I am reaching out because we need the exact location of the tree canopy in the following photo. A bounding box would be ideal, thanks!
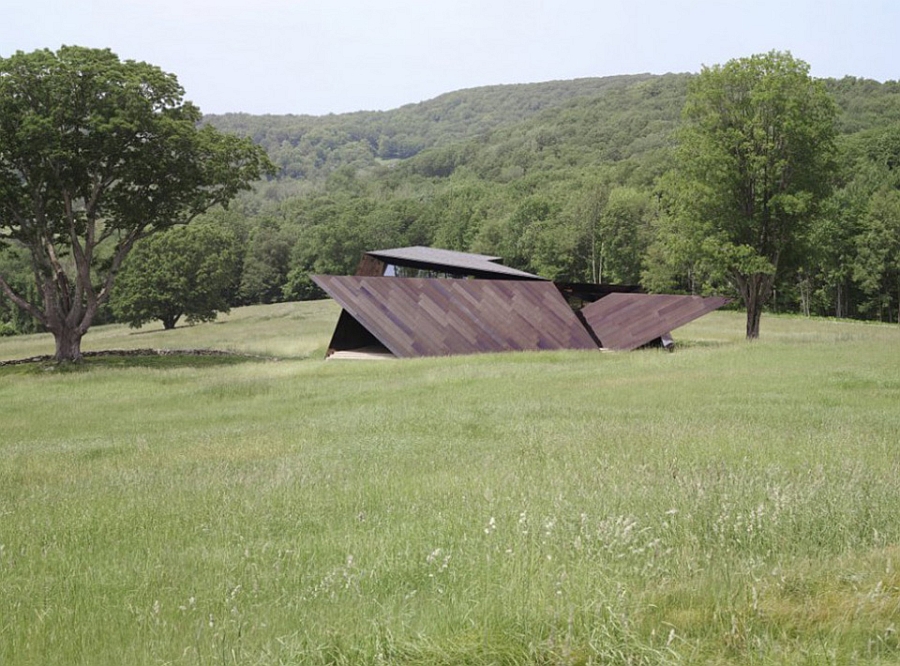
[111,224,240,330]
[0,46,273,360]
[648,51,838,338]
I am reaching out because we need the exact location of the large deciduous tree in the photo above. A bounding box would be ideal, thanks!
[652,51,837,338]
[0,46,272,361]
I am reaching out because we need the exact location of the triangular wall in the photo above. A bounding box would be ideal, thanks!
[580,293,731,350]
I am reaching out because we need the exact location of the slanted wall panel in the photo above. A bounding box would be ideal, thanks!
[312,275,597,358]
[581,293,730,351]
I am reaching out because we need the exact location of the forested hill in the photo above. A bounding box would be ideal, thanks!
[193,73,900,324]
[204,73,900,189]
[5,72,899,334]
[203,74,666,182]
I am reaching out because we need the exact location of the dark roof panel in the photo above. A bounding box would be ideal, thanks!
[312,275,597,358]
[581,293,730,351]
[364,246,546,280]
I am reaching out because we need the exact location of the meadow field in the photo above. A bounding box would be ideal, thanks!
[1,303,899,665]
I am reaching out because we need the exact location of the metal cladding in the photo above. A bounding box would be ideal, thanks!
[312,275,597,358]
[580,293,731,351]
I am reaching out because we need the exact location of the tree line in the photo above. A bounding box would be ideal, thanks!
[2,48,900,348]
[200,67,900,331]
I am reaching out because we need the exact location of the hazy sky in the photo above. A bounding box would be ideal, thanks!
[2,1,897,116]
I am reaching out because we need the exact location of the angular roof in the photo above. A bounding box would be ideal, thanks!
[312,275,596,358]
[364,246,546,281]
[581,293,731,351]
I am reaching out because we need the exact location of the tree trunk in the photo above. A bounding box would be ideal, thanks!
[801,281,810,316]
[162,314,181,330]
[736,272,775,340]
[51,323,85,363]
[745,292,763,340]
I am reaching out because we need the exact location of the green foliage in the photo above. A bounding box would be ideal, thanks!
[801,122,900,320]
[596,186,654,284]
[0,46,273,361]
[199,74,692,299]
[279,194,433,301]
[239,219,295,304]
[650,51,838,338]
[0,249,41,335]
[204,75,658,184]
[428,178,494,251]
[111,224,240,329]
[854,188,900,321]
[158,69,900,325]
[826,77,900,134]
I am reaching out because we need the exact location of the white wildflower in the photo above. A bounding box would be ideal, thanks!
[485,516,496,535]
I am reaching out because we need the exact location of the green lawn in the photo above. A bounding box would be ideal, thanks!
[0,299,342,364]
[1,305,899,664]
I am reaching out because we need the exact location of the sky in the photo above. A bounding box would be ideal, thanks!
[2,0,898,116]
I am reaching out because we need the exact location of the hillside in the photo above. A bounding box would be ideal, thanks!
[206,73,900,188]
[204,74,667,182]
[395,73,689,187]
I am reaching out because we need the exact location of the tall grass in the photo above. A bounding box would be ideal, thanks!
[1,306,899,664]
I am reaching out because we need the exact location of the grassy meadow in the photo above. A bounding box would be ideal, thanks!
[1,304,900,664]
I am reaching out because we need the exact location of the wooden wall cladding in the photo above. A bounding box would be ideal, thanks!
[581,293,730,351]
[312,275,598,358]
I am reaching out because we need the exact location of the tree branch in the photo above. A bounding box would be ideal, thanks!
[0,272,47,326]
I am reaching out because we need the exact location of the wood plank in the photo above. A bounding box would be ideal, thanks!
[581,293,729,350]
[312,275,597,358]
